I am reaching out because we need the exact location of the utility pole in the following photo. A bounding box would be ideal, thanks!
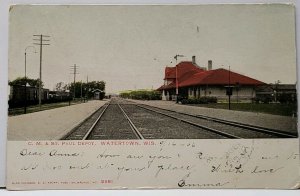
[24,46,37,114]
[70,64,79,99]
[236,82,240,103]
[228,66,231,110]
[274,80,281,103]
[33,34,50,109]
[80,80,83,102]
[86,75,89,101]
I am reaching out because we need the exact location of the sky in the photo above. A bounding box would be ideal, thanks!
[8,4,296,94]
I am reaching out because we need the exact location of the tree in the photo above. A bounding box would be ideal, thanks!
[54,82,68,92]
[69,80,106,99]
[9,77,43,87]
[87,81,105,91]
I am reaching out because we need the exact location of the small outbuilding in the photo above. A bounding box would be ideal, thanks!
[92,89,105,100]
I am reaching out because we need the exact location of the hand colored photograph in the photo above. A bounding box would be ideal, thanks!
[8,4,298,140]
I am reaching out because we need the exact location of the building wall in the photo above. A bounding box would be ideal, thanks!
[187,85,256,101]
[163,89,177,101]
[10,85,49,102]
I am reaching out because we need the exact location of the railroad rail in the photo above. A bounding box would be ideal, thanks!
[82,103,110,140]
[117,103,144,139]
[62,102,110,140]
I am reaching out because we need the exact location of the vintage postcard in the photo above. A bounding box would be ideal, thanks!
[6,4,299,189]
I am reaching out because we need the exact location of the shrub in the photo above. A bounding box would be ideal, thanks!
[277,93,297,104]
[181,96,218,104]
[120,90,161,100]
[181,99,188,104]
[253,95,273,104]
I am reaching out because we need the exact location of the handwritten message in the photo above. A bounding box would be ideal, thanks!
[6,139,299,190]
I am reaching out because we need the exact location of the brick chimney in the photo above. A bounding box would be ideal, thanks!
[208,60,212,70]
[192,56,196,64]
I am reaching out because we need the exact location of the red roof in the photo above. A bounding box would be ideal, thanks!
[158,62,265,90]
[165,67,176,79]
[164,61,205,80]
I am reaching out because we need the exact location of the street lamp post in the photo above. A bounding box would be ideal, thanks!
[24,46,37,114]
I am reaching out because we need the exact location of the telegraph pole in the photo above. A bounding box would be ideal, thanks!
[70,64,79,99]
[80,80,83,102]
[228,66,231,110]
[86,75,89,101]
[33,34,50,109]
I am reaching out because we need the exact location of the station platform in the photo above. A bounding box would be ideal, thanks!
[131,100,298,134]
[8,100,108,140]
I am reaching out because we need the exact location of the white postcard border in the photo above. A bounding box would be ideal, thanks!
[1,0,300,195]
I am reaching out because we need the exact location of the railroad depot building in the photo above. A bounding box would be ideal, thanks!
[157,57,265,102]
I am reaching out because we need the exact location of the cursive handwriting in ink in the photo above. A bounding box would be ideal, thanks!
[20,149,44,156]
[69,163,90,170]
[287,153,299,160]
[97,150,120,158]
[21,163,39,171]
[251,166,284,174]
[155,164,194,178]
[117,166,146,179]
[147,155,172,168]
[211,164,243,173]
[49,149,80,157]
[178,180,230,188]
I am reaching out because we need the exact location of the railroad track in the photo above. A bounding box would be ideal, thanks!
[62,98,297,140]
[132,102,297,138]
[120,99,297,138]
[62,99,145,140]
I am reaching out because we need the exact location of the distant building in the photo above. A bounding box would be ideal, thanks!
[9,85,49,101]
[157,56,265,102]
[49,91,70,100]
[256,84,297,103]
[9,84,49,107]
[92,89,105,100]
